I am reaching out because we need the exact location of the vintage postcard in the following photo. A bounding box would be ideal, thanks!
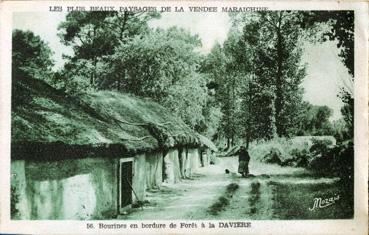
[0,1,367,234]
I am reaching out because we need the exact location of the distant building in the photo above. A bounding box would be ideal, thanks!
[11,78,215,220]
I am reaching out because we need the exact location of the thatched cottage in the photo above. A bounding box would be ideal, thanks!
[11,78,216,220]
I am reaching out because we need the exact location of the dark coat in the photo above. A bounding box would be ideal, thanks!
[238,149,250,162]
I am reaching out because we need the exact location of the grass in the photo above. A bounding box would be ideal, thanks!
[208,196,230,215]
[208,183,239,215]
[226,183,239,194]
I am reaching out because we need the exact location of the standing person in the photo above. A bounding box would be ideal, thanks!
[238,146,251,177]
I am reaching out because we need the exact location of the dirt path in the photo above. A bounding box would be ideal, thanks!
[119,157,239,220]
[207,158,348,220]
[119,157,350,220]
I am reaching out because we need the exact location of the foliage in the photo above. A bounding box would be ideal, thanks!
[110,27,201,98]
[240,11,306,138]
[200,106,223,139]
[203,11,307,147]
[201,42,239,146]
[55,59,97,94]
[252,135,352,182]
[109,27,204,129]
[58,11,160,58]
[283,148,310,167]
[58,12,116,59]
[308,140,353,180]
[57,14,210,131]
[57,11,160,90]
[309,138,334,155]
[204,11,354,146]
[301,11,354,140]
[164,72,207,129]
[13,11,355,149]
[301,11,354,77]
[340,91,354,138]
[295,103,334,136]
[12,30,54,82]
[331,118,351,142]
[262,148,283,165]
[250,136,335,167]
[249,137,292,162]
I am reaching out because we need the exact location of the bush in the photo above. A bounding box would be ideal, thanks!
[330,140,353,179]
[282,148,310,167]
[262,148,283,165]
[309,138,333,155]
[249,137,290,162]
[289,148,310,158]
[307,140,353,178]
[306,138,335,173]
[250,136,339,170]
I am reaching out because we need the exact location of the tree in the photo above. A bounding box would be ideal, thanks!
[111,27,201,99]
[254,12,306,137]
[198,44,227,140]
[301,11,354,138]
[58,13,210,131]
[12,30,54,81]
[296,102,334,136]
[109,27,207,129]
[201,41,242,147]
[231,11,306,144]
[201,12,307,147]
[57,11,160,90]
[164,72,208,129]
[301,11,354,77]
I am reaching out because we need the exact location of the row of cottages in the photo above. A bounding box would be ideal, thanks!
[11,78,217,220]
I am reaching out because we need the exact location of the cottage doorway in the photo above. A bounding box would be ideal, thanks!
[119,158,134,211]
[162,152,166,182]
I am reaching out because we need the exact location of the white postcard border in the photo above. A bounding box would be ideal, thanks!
[0,1,367,235]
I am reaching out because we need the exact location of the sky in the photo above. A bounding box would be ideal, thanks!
[12,12,351,120]
[149,12,231,54]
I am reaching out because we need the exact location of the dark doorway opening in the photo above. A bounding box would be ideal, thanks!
[120,161,133,208]
[178,148,183,173]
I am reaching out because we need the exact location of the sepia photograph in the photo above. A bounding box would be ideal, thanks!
[0,1,367,234]
[9,9,357,220]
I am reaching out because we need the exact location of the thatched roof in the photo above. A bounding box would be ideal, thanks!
[197,134,218,152]
[82,91,200,149]
[11,78,200,158]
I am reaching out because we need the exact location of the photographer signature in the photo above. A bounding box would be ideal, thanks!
[309,194,340,211]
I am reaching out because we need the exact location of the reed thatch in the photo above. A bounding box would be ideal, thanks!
[11,78,200,157]
[197,134,218,152]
